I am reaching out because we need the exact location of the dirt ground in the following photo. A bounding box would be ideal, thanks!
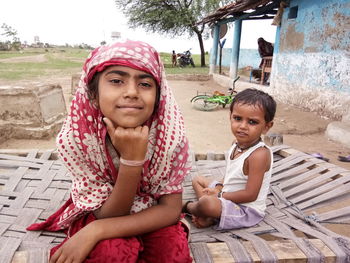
[1,75,350,171]
[173,78,350,171]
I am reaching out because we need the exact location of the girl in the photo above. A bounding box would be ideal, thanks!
[28,40,192,263]
[183,88,276,230]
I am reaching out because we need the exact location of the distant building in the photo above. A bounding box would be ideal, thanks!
[270,0,349,120]
[34,36,40,44]
[202,0,350,120]
[111,32,121,42]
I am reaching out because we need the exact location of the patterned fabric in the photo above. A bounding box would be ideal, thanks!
[28,40,190,231]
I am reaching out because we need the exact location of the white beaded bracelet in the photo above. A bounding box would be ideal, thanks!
[119,157,147,167]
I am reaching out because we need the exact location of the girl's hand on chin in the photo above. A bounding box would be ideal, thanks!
[103,117,149,161]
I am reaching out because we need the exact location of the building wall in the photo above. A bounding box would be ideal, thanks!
[270,0,350,120]
[217,48,261,69]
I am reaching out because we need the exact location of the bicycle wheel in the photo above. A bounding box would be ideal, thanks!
[222,97,232,108]
[191,95,219,111]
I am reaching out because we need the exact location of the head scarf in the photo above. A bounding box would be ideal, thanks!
[29,40,190,231]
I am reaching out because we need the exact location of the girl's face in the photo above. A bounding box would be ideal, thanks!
[230,102,273,147]
[97,65,157,128]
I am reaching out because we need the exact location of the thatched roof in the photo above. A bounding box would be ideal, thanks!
[199,0,283,25]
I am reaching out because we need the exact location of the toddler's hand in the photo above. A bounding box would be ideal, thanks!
[202,188,218,196]
[104,117,149,161]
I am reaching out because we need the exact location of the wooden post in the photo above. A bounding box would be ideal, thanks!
[209,25,220,75]
[229,19,242,79]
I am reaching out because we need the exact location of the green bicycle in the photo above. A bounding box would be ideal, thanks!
[191,76,240,111]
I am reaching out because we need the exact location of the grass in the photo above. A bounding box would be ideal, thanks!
[0,48,90,80]
[160,52,210,75]
[0,48,210,81]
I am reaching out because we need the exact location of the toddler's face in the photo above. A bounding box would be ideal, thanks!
[97,65,157,128]
[230,103,273,147]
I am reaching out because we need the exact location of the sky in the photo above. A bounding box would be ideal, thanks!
[0,0,277,54]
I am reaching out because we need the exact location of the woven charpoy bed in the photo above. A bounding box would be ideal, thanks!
[1,145,350,263]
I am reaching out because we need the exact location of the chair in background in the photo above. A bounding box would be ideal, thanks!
[260,56,273,85]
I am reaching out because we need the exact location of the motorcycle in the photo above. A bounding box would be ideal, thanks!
[177,49,195,67]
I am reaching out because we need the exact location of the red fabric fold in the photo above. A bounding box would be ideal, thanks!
[27,198,73,232]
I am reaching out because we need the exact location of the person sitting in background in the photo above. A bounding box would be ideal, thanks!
[257,38,274,68]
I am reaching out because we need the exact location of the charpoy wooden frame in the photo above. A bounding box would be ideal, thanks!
[1,145,350,262]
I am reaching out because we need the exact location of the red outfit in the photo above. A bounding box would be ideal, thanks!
[27,40,192,262]
[50,213,191,263]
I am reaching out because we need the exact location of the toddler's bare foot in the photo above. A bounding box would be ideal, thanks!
[192,215,215,228]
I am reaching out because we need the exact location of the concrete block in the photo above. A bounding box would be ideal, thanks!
[166,74,211,81]
[342,111,350,123]
[0,84,67,141]
[212,73,232,89]
[326,121,350,148]
[264,133,283,146]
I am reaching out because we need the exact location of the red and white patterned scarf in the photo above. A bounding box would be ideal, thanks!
[29,40,190,231]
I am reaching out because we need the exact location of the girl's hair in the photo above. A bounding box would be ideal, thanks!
[87,71,100,102]
[230,88,276,122]
[87,69,161,113]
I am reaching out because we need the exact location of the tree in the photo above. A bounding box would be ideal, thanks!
[1,23,21,50]
[115,0,229,67]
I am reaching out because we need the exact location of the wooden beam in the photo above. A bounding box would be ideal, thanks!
[205,239,335,263]
[217,1,280,25]
[245,15,276,20]
[11,251,28,263]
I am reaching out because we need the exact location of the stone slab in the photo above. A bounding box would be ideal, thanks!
[0,84,67,142]
[326,121,350,148]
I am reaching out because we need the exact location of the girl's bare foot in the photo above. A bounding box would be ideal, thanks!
[192,215,215,228]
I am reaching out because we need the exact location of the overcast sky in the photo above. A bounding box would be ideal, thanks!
[1,0,277,53]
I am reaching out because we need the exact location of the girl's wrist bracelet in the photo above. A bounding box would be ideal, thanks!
[120,157,147,167]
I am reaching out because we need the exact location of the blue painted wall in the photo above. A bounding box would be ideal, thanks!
[217,48,261,69]
[270,0,350,119]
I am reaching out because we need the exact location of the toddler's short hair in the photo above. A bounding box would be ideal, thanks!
[230,88,276,122]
